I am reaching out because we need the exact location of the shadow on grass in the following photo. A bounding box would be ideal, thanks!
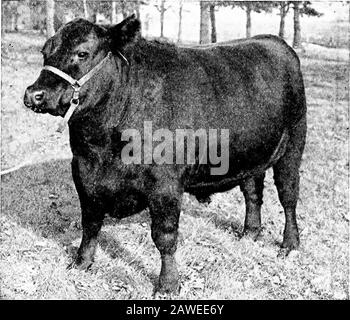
[182,194,243,237]
[98,230,159,286]
[2,159,80,243]
[1,158,243,291]
[1,158,156,284]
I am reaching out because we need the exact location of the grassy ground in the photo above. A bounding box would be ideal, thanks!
[0,31,349,300]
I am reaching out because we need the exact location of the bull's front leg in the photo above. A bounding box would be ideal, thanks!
[148,184,182,294]
[69,158,104,270]
[68,202,104,270]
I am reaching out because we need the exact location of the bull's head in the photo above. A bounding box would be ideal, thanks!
[24,15,140,117]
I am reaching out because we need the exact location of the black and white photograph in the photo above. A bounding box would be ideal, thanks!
[0,0,348,301]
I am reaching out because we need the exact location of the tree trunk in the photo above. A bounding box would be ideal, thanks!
[14,9,19,31]
[83,0,89,20]
[1,5,6,37]
[46,0,55,38]
[199,1,210,44]
[135,0,141,20]
[91,13,97,23]
[246,4,252,38]
[121,0,128,19]
[209,4,216,43]
[177,1,183,43]
[293,1,301,48]
[11,14,15,31]
[160,0,165,38]
[144,13,150,36]
[111,1,118,24]
[279,3,286,39]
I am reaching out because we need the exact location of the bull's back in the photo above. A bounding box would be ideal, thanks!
[174,35,305,130]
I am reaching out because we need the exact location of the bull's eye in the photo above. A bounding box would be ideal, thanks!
[77,52,89,59]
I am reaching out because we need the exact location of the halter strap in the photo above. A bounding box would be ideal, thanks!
[42,51,123,133]
[43,65,77,85]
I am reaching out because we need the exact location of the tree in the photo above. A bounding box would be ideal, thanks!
[301,1,323,17]
[177,0,184,43]
[1,1,22,33]
[134,0,141,20]
[218,1,273,38]
[120,0,128,19]
[83,0,89,20]
[154,0,171,38]
[201,0,221,43]
[1,1,14,34]
[78,1,146,25]
[123,0,147,20]
[292,2,301,48]
[245,2,252,38]
[209,3,217,43]
[278,1,291,39]
[1,3,5,37]
[46,0,55,38]
[111,0,118,24]
[1,1,11,36]
[239,2,273,38]
[292,1,322,48]
[199,0,210,44]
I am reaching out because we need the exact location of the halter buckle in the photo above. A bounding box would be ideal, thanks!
[71,82,81,106]
[70,97,80,107]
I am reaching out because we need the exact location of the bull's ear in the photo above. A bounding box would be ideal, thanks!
[109,14,141,49]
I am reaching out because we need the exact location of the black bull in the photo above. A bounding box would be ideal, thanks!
[24,16,307,294]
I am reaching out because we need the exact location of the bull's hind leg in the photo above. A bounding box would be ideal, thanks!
[240,173,265,240]
[273,117,306,255]
[148,184,182,294]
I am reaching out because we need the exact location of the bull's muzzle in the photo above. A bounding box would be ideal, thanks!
[24,85,47,113]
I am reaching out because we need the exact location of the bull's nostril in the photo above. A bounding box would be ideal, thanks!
[34,91,45,102]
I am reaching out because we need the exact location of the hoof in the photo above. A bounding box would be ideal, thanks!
[281,236,299,249]
[67,257,93,271]
[153,290,180,300]
[240,227,262,241]
[278,239,299,258]
[156,277,180,295]
[277,247,292,258]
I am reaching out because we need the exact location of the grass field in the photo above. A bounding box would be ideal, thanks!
[0,30,349,300]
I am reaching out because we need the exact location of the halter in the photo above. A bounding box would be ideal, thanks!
[42,51,128,133]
